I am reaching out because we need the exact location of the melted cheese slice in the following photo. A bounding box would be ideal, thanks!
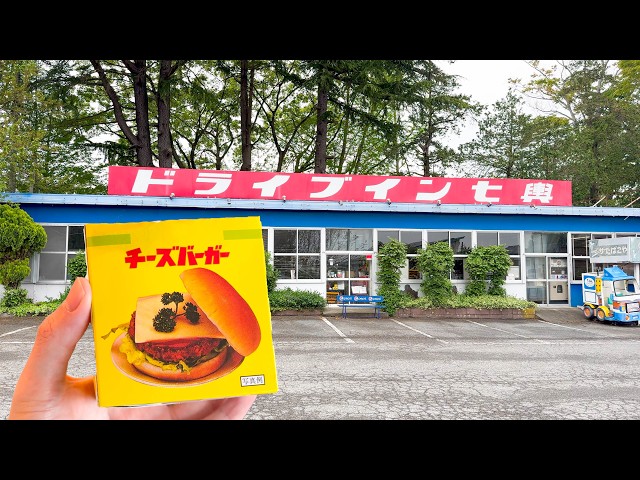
[134,293,224,343]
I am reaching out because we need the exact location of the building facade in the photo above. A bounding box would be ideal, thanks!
[4,192,640,308]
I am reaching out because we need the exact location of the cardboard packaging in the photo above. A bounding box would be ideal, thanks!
[84,216,278,408]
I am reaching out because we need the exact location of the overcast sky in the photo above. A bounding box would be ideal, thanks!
[435,60,549,147]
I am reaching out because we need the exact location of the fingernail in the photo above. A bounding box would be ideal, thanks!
[65,278,86,313]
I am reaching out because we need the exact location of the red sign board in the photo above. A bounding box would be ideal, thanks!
[107,166,572,206]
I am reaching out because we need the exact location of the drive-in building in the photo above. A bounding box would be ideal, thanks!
[3,166,640,308]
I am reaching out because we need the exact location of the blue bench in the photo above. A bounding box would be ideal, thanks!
[337,295,385,318]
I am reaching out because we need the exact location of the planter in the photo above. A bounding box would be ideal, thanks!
[272,309,323,316]
[394,307,536,320]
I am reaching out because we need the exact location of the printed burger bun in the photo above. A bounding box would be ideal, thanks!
[180,267,261,357]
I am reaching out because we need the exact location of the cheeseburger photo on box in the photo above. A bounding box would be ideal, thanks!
[85,216,279,408]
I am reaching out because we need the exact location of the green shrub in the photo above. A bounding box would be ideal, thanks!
[0,287,29,308]
[268,288,326,312]
[67,251,87,281]
[0,203,46,290]
[404,294,535,310]
[376,239,409,316]
[0,258,30,289]
[465,245,512,297]
[416,241,455,306]
[1,300,59,317]
[265,251,279,293]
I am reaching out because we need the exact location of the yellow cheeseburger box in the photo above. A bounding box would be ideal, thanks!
[84,216,278,407]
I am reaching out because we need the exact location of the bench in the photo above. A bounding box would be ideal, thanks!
[337,295,385,318]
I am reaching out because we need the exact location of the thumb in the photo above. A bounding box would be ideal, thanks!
[22,277,93,384]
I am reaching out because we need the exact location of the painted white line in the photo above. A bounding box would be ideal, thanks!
[537,319,640,342]
[467,320,550,343]
[321,317,355,343]
[391,319,449,344]
[0,326,37,338]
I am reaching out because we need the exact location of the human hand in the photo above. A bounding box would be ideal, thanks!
[8,277,256,420]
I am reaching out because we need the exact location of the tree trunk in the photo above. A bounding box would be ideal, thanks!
[129,60,154,167]
[157,60,173,168]
[314,85,328,174]
[240,60,252,171]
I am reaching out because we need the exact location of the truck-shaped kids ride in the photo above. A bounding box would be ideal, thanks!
[582,266,640,325]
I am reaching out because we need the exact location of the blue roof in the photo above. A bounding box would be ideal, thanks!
[602,266,635,281]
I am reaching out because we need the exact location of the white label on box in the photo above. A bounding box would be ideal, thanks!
[241,375,266,386]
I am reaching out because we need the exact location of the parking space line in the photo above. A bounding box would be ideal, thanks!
[390,319,449,344]
[537,319,640,342]
[467,320,550,343]
[321,317,355,343]
[0,326,36,338]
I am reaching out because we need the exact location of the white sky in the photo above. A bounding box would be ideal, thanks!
[435,60,551,147]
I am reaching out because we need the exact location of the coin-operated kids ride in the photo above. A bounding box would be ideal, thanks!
[582,266,640,325]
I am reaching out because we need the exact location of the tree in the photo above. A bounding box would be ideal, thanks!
[521,60,640,207]
[90,60,186,168]
[0,203,46,295]
[458,88,537,178]
[403,60,480,177]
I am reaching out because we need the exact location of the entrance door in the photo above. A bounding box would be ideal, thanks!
[548,257,569,304]
[526,256,569,305]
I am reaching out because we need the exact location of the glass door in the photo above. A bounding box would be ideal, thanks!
[548,257,569,304]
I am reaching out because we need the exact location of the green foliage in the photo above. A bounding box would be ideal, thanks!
[0,203,46,294]
[465,245,512,297]
[0,258,30,289]
[404,294,536,311]
[0,299,59,317]
[376,239,408,316]
[416,241,455,306]
[67,251,87,281]
[268,288,326,312]
[0,288,28,308]
[265,251,279,293]
[0,203,47,261]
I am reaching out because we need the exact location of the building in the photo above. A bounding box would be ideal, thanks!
[4,175,640,308]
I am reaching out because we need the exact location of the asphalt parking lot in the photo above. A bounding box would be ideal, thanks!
[2,307,640,420]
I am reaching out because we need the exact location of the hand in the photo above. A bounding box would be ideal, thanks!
[8,277,256,420]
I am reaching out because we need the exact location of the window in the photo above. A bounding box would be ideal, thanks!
[499,232,521,280]
[326,228,373,251]
[31,225,85,283]
[525,232,567,254]
[426,230,470,280]
[326,228,373,296]
[451,231,471,280]
[378,230,423,280]
[326,254,371,295]
[571,233,592,281]
[477,231,498,247]
[273,229,321,280]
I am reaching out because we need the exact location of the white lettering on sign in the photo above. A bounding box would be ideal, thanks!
[415,180,451,201]
[310,176,350,198]
[521,182,553,203]
[364,178,401,200]
[472,180,502,202]
[252,175,290,196]
[131,169,175,193]
[194,172,232,195]
[108,166,573,207]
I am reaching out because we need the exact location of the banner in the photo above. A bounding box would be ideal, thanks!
[107,166,573,206]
